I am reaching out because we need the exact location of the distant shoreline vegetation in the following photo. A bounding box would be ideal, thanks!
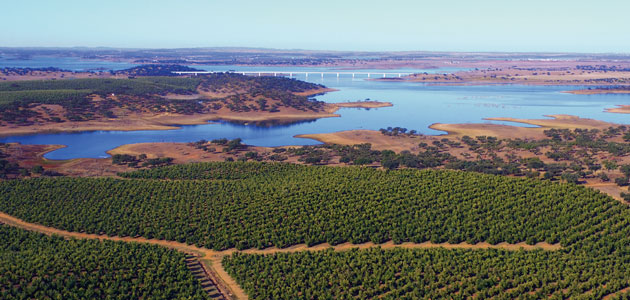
[0,69,326,127]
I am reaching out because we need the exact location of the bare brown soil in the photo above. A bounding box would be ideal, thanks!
[0,107,342,137]
[399,67,630,86]
[5,59,630,86]
[293,116,630,203]
[209,101,392,124]
[563,89,630,95]
[108,142,274,164]
[1,143,66,169]
[293,87,338,96]
[329,101,393,109]
[296,129,428,152]
[5,111,629,201]
[606,105,630,114]
[298,115,617,148]
[0,143,132,177]
[1,141,311,178]
[430,115,617,139]
[431,123,549,140]
[603,287,630,300]
[0,96,390,137]
[584,182,625,202]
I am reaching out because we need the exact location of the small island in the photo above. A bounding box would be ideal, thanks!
[564,86,630,95]
[606,105,630,114]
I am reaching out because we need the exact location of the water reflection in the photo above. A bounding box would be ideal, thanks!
[220,119,319,128]
[0,59,629,159]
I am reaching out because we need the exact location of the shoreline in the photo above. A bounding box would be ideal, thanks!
[0,100,393,137]
[562,88,630,95]
[377,79,630,87]
[330,101,393,109]
[298,115,620,146]
[8,113,630,202]
[296,129,428,152]
[429,115,618,139]
[605,105,630,114]
[293,87,338,96]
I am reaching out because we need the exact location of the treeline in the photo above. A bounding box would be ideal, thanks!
[0,145,30,179]
[198,73,325,112]
[0,77,202,125]
[0,73,329,125]
[165,125,630,189]
[114,64,202,77]
[0,161,58,179]
[379,126,418,136]
[0,67,69,76]
[199,72,324,94]
[0,159,24,179]
[369,126,630,185]
[120,161,304,180]
[0,89,93,124]
[0,77,200,96]
[0,225,209,299]
[0,163,626,253]
[224,247,630,300]
[111,153,173,168]
[587,85,630,91]
[577,65,630,72]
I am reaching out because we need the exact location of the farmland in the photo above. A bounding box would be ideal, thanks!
[0,224,209,299]
[3,162,630,298]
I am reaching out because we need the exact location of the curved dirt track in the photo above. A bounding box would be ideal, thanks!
[0,211,561,300]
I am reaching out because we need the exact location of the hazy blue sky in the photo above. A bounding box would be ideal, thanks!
[2,0,628,53]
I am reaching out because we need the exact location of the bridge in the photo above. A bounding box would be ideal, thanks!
[172,71,414,78]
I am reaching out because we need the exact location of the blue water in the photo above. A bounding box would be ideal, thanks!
[1,57,629,159]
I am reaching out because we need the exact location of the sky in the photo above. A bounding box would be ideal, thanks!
[1,0,629,53]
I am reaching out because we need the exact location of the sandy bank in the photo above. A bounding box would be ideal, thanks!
[0,99,392,137]
[330,101,393,109]
[584,181,625,202]
[293,87,338,96]
[563,89,630,95]
[296,114,617,148]
[108,142,272,163]
[296,129,424,152]
[605,105,630,114]
[430,115,617,139]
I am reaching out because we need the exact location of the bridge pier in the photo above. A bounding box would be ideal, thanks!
[321,73,324,78]
[352,73,355,78]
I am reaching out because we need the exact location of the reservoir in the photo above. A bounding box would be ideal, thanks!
[1,57,629,159]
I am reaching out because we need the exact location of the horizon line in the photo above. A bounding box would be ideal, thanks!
[1,46,630,56]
